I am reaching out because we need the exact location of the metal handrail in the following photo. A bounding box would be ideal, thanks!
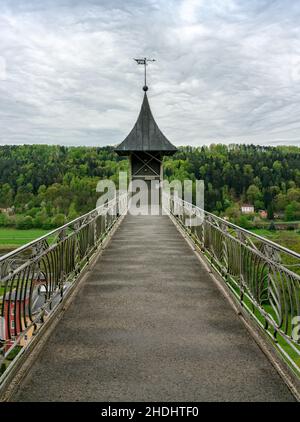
[165,193,300,376]
[0,193,128,383]
[179,197,300,260]
[0,196,122,264]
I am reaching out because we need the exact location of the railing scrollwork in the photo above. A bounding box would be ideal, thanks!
[0,194,128,384]
[165,194,300,376]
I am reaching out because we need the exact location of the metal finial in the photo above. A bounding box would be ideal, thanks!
[133,57,156,91]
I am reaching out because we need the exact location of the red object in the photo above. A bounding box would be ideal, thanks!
[2,292,29,351]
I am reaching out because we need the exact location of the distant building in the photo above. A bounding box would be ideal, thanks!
[241,204,254,214]
[259,210,268,219]
[0,207,14,215]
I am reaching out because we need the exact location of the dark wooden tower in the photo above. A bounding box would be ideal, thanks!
[115,86,177,205]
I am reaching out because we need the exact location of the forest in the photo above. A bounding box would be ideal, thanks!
[0,144,300,231]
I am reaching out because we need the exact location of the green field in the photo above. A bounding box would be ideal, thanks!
[250,229,300,254]
[0,228,50,252]
[0,226,299,255]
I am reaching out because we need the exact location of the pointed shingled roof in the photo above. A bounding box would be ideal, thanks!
[115,92,177,155]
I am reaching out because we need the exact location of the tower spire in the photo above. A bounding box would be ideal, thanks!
[133,57,156,91]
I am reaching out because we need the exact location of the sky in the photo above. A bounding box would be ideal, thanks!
[0,0,300,147]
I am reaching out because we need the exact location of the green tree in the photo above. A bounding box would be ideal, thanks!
[246,185,262,207]
[0,212,9,227]
[285,201,300,221]
[269,221,276,231]
[68,202,78,221]
[285,204,295,221]
[16,215,34,229]
[267,204,274,220]
[237,215,252,230]
[0,183,13,208]
[51,213,66,228]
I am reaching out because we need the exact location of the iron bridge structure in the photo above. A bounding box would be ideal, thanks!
[0,194,299,401]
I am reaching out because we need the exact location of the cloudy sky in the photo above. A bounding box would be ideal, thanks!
[0,0,300,147]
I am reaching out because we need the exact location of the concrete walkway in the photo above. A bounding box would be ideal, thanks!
[13,215,294,401]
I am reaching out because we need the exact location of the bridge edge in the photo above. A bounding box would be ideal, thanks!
[168,212,300,402]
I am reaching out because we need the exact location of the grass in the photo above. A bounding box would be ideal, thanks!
[189,225,300,374]
[228,275,300,372]
[0,228,50,251]
[250,229,300,254]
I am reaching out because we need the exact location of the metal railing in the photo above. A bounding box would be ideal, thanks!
[165,194,300,376]
[0,194,128,384]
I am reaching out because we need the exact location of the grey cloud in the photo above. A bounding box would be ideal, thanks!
[0,0,300,147]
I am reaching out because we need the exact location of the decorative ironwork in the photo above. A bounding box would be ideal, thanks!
[133,57,155,91]
[165,194,300,376]
[0,194,128,383]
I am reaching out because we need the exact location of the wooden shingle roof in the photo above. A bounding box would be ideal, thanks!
[115,93,177,155]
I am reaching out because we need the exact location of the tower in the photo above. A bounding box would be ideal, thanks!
[115,60,177,207]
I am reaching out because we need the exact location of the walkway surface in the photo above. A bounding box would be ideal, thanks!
[12,215,294,401]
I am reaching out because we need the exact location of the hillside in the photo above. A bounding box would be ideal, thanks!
[0,144,299,230]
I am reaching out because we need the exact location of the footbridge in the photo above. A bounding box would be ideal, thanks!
[0,195,300,401]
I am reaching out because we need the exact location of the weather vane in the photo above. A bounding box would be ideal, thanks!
[133,57,156,91]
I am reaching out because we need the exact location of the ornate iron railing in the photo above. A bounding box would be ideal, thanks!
[0,194,128,383]
[165,194,300,376]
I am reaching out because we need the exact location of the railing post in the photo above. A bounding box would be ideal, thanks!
[0,194,129,385]
[93,214,97,248]
[237,230,244,306]
[74,220,80,275]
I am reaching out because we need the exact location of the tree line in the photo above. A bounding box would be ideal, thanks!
[0,144,299,229]
[164,144,300,225]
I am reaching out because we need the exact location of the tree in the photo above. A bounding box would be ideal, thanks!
[274,193,288,211]
[273,160,282,173]
[285,204,295,221]
[16,215,33,230]
[0,183,13,208]
[246,185,262,207]
[267,204,274,220]
[51,214,66,228]
[67,202,78,221]
[268,221,276,231]
[285,201,300,221]
[0,144,300,228]
[224,204,240,220]
[237,215,252,230]
[287,188,300,203]
[0,212,9,227]
[42,218,54,230]
[15,186,33,210]
[33,210,48,228]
